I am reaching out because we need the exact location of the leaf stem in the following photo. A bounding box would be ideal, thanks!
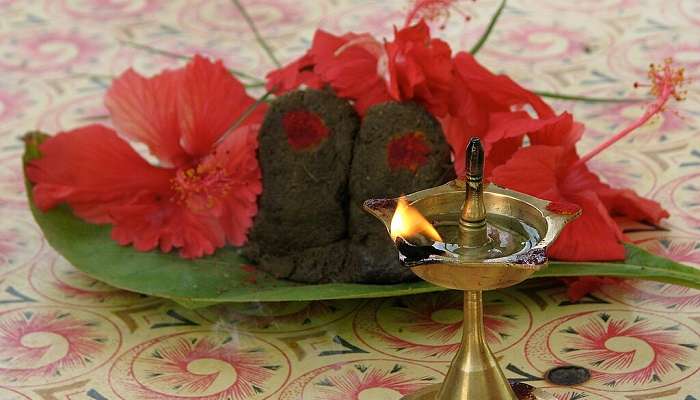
[470,0,506,55]
[215,90,273,146]
[230,0,281,68]
[534,90,647,103]
[120,40,265,84]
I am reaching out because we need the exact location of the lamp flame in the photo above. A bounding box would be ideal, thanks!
[390,197,443,242]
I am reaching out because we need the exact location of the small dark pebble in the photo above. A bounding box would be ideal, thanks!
[544,365,591,386]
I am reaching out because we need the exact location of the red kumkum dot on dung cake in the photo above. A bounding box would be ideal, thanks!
[282,110,329,150]
[387,132,431,172]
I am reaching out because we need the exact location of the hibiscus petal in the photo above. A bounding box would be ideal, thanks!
[491,145,626,260]
[178,55,266,157]
[211,125,263,246]
[26,124,173,223]
[595,184,670,224]
[312,30,392,116]
[548,191,626,261]
[105,68,187,167]
[528,111,583,148]
[452,52,554,119]
[385,21,452,117]
[490,145,562,196]
[110,199,226,258]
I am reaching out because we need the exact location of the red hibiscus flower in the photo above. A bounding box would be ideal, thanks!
[442,51,555,174]
[384,21,453,117]
[265,29,391,116]
[267,21,456,117]
[312,30,392,115]
[27,55,267,258]
[491,60,683,261]
[491,145,632,260]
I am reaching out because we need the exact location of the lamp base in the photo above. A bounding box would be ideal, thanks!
[401,381,557,400]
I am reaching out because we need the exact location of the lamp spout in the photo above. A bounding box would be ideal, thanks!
[362,198,398,233]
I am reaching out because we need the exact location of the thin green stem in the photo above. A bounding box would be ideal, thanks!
[534,90,647,103]
[215,90,273,146]
[120,39,190,60]
[470,0,506,55]
[119,40,265,84]
[244,82,266,88]
[230,0,281,68]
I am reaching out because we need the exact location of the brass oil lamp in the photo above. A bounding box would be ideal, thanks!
[364,138,580,400]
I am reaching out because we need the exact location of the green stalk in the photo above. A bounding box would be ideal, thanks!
[120,40,265,84]
[215,90,273,146]
[470,0,506,55]
[230,0,281,68]
[534,90,647,103]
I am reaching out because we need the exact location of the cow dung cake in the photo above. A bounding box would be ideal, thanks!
[245,89,357,277]
[245,89,454,284]
[346,101,455,282]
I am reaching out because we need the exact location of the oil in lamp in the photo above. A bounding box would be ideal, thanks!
[364,137,580,400]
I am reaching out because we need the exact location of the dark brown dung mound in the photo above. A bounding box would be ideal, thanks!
[346,102,454,282]
[246,91,454,284]
[245,89,358,272]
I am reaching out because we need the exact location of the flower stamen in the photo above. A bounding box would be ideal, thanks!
[171,161,233,213]
[404,0,473,28]
[575,58,686,168]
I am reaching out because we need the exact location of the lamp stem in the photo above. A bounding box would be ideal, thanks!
[435,290,517,400]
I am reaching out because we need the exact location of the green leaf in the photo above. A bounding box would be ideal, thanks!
[22,132,700,308]
[540,244,700,289]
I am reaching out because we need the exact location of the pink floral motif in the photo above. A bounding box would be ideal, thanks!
[484,24,588,62]
[641,239,700,265]
[0,89,25,123]
[35,94,108,133]
[0,387,32,400]
[0,230,17,268]
[0,157,29,210]
[653,42,700,79]
[563,315,694,385]
[548,389,613,400]
[374,293,518,358]
[587,159,636,189]
[319,3,403,38]
[279,359,443,400]
[0,31,101,73]
[0,216,43,276]
[178,0,310,38]
[52,0,163,20]
[540,0,638,12]
[28,256,145,307]
[673,0,700,27]
[110,331,290,400]
[581,101,688,143]
[601,279,700,312]
[0,309,111,383]
[315,365,428,400]
[137,337,273,399]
